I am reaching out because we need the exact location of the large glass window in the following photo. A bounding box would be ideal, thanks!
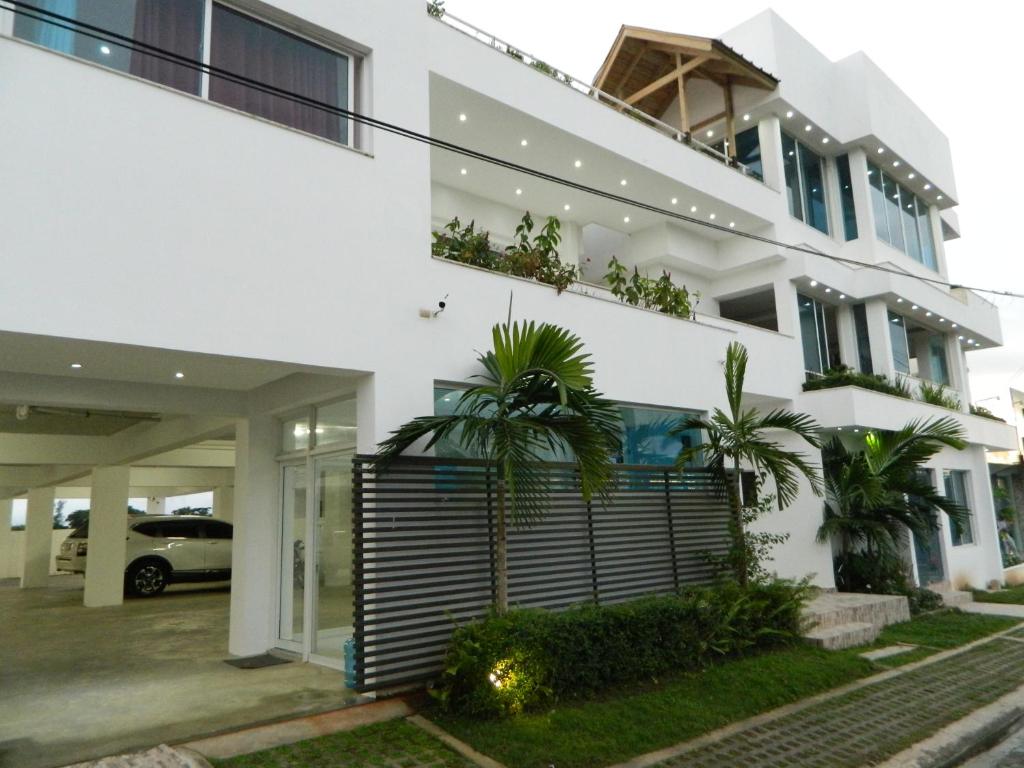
[13,0,205,94]
[836,154,859,241]
[888,311,911,375]
[210,3,352,145]
[868,162,937,269]
[852,303,873,374]
[713,127,762,180]
[799,294,840,375]
[944,470,973,546]
[905,324,951,385]
[782,132,829,235]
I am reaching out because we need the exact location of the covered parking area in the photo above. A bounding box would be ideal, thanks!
[0,332,372,768]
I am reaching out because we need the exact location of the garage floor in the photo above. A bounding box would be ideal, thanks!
[0,575,361,768]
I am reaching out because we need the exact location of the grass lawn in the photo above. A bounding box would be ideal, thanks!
[974,584,1024,604]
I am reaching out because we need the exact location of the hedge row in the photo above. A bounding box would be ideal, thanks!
[432,580,810,718]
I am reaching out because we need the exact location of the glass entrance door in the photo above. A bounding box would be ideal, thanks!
[311,453,354,663]
[914,516,945,586]
[278,464,307,651]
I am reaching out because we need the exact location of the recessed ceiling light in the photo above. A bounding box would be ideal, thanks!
[839,294,846,299]
[706,129,714,138]
[709,213,716,220]
[810,280,819,287]
[804,124,812,132]
[70,363,83,369]
[574,159,582,168]
[911,304,919,310]
[174,372,185,379]
[785,110,794,118]
[515,188,522,195]
[460,168,467,175]
[623,216,630,223]
[854,428,860,433]
[924,183,932,190]
[925,311,933,317]
[825,287,832,293]
[939,318,945,322]
[877,147,885,154]
[729,221,736,228]
[563,204,571,211]
[742,113,750,121]
[897,298,904,303]
[671,197,678,205]
[968,338,975,344]
[520,139,529,147]
[908,173,916,179]
[958,335,965,341]
[951,323,958,328]
[892,160,900,167]
[100,45,111,55]
[620,179,628,186]
[937,195,944,200]
[458,113,467,122]
[690,205,698,213]
[821,137,830,144]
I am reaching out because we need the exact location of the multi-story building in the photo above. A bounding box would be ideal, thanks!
[0,0,1016,676]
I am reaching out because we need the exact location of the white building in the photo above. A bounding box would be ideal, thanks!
[0,1,1015,675]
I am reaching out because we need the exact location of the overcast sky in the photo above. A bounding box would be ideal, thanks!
[443,0,1024,418]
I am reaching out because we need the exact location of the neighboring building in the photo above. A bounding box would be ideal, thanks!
[0,1,1016,676]
[988,388,1024,581]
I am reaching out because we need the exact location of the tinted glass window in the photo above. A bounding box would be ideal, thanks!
[889,312,910,375]
[734,127,762,180]
[204,521,234,540]
[900,183,921,262]
[782,132,803,222]
[916,198,936,270]
[133,521,165,538]
[164,520,203,539]
[853,303,873,374]
[13,0,204,94]
[868,163,888,241]
[836,154,858,241]
[799,143,828,235]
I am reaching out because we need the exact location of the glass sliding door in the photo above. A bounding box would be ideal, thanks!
[278,464,307,651]
[311,453,355,663]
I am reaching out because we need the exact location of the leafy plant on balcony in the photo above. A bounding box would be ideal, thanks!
[432,213,578,293]
[505,46,524,62]
[970,404,1006,422]
[801,366,911,399]
[426,0,445,18]
[918,381,961,411]
[603,256,699,319]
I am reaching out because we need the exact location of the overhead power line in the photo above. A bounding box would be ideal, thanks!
[4,0,1023,302]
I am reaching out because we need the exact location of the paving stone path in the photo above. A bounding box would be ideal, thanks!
[655,637,1024,768]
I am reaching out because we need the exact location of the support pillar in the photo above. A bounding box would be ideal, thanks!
[757,115,784,193]
[229,415,279,656]
[83,466,130,607]
[864,299,897,379]
[21,487,54,588]
[848,148,876,244]
[147,496,166,516]
[0,498,15,580]
[213,485,235,522]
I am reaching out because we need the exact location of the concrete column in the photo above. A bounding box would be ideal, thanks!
[928,206,949,278]
[864,299,897,378]
[147,496,166,516]
[229,415,279,656]
[848,148,875,246]
[773,279,799,338]
[757,115,784,194]
[83,466,130,608]
[0,498,15,580]
[21,487,54,588]
[213,485,235,522]
[0,5,14,37]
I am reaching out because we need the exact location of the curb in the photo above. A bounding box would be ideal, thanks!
[406,715,508,768]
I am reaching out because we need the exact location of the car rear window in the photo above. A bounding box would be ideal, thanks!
[68,525,88,539]
[163,520,203,539]
[133,521,165,538]
[204,521,233,540]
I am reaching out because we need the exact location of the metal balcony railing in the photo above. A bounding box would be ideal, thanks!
[430,10,765,183]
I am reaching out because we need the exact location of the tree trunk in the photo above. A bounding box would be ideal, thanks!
[729,459,747,587]
[495,477,509,614]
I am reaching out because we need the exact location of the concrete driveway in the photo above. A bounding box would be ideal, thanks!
[0,576,358,768]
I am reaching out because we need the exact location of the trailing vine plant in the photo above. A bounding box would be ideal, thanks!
[603,256,699,319]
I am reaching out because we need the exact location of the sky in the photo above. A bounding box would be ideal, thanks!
[441,0,1024,419]
[10,492,212,527]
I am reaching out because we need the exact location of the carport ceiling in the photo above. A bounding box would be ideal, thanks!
[0,405,159,436]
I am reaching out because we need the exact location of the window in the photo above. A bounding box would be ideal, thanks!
[133,521,166,538]
[163,520,203,539]
[314,398,357,448]
[210,4,352,145]
[867,163,937,269]
[799,294,840,375]
[852,303,873,374]
[944,470,973,546]
[836,154,859,241]
[888,311,911,375]
[782,132,829,235]
[711,127,762,180]
[13,0,205,94]
[204,521,233,539]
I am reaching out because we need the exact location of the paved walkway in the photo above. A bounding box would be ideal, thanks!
[642,635,1024,768]
[964,602,1024,619]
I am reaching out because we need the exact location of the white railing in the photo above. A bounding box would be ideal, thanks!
[429,10,764,183]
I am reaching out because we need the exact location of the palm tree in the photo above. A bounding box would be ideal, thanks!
[375,321,623,614]
[673,341,823,586]
[816,417,968,568]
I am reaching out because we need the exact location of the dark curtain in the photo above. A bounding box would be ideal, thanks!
[209,4,344,143]
[129,0,204,94]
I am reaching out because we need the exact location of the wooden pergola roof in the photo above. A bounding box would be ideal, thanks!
[593,26,778,156]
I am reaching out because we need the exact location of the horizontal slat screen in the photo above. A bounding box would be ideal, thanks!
[353,456,730,691]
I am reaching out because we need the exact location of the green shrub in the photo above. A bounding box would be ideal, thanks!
[970,404,1006,422]
[802,366,911,399]
[603,256,699,319]
[834,551,941,615]
[918,381,961,410]
[432,581,810,718]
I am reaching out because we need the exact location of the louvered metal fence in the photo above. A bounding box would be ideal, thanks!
[352,455,731,691]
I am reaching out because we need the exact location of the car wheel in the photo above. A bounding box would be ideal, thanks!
[127,560,169,597]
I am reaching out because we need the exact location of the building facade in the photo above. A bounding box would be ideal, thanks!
[0,1,1015,671]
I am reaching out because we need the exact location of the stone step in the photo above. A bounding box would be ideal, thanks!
[803,593,911,632]
[804,621,880,651]
[934,589,973,607]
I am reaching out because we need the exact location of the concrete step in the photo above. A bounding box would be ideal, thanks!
[803,592,911,632]
[804,621,880,651]
[934,589,974,607]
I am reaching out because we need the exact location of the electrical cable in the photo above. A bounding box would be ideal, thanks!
[4,0,1022,302]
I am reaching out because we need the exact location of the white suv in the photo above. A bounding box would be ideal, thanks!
[56,515,233,597]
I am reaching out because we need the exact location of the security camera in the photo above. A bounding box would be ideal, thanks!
[438,300,446,310]
[433,294,449,317]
